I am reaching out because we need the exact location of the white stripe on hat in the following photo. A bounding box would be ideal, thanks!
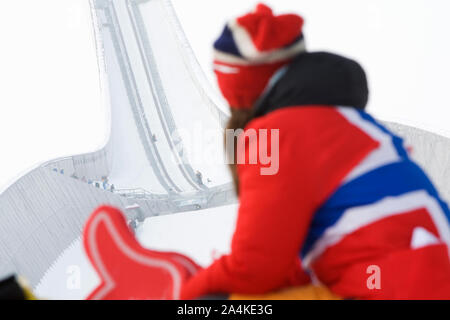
[213,63,240,74]
[218,19,306,65]
[214,39,306,66]
[228,18,262,59]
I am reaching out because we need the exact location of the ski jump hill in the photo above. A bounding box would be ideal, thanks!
[0,0,449,293]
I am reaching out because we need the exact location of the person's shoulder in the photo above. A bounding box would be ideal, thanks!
[245,105,346,133]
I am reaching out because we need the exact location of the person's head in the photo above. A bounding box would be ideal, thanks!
[214,4,369,194]
[213,3,306,112]
[213,3,369,127]
[214,4,306,193]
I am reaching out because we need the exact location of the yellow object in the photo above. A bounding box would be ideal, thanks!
[230,285,341,300]
[17,276,38,300]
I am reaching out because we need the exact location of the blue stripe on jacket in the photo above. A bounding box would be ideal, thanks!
[301,113,450,258]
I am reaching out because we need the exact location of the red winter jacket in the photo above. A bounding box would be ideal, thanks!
[181,53,450,299]
[181,106,378,299]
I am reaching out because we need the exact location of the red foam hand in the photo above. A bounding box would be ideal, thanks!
[83,206,200,300]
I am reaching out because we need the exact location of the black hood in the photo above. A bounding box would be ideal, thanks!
[254,52,369,118]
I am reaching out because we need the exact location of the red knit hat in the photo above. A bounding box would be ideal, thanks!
[213,3,306,109]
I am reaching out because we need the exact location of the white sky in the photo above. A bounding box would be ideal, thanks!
[0,0,450,190]
[0,1,104,190]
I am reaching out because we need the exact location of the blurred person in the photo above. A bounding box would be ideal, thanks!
[180,3,450,300]
[80,3,450,300]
